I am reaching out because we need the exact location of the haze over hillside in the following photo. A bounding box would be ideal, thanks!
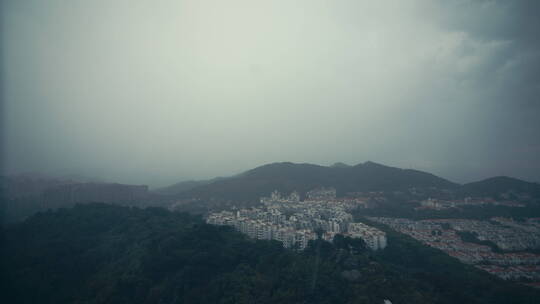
[2,1,540,303]
[171,161,458,200]
[153,161,540,203]
[4,160,540,224]
[3,0,540,186]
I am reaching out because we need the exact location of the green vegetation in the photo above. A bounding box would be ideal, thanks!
[355,199,540,220]
[2,203,539,304]
[456,231,502,253]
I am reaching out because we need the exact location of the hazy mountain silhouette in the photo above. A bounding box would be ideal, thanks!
[173,161,458,200]
[153,177,227,195]
[461,176,540,198]
[330,162,351,168]
[159,162,540,202]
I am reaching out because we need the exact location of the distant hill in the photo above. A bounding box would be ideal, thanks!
[175,161,458,201]
[461,176,540,199]
[331,162,351,168]
[153,177,227,195]
[0,175,77,199]
[1,175,152,223]
[42,182,149,208]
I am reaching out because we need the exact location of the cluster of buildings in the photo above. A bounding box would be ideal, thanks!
[368,217,540,282]
[418,197,525,210]
[475,265,540,281]
[449,218,540,251]
[260,190,301,204]
[306,187,337,200]
[207,209,317,249]
[207,189,386,250]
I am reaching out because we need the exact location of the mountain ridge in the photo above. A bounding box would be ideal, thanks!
[171,161,458,201]
[461,175,540,198]
[158,161,540,203]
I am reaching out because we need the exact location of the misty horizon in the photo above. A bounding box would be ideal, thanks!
[2,0,540,188]
[4,159,540,190]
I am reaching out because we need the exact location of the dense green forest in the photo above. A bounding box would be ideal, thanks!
[2,203,539,304]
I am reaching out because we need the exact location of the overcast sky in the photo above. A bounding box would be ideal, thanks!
[2,0,540,187]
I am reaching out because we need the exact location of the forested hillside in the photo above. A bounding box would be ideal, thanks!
[2,204,539,304]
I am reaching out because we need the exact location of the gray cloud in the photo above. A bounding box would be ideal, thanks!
[2,0,539,186]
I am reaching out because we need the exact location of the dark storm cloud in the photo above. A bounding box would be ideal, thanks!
[433,0,540,100]
[434,0,540,181]
[436,1,540,43]
[1,0,539,186]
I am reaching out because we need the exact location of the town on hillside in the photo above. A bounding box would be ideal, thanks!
[206,187,387,250]
[204,186,540,289]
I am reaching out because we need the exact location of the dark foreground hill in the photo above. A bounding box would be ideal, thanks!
[2,203,539,304]
[176,161,458,201]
